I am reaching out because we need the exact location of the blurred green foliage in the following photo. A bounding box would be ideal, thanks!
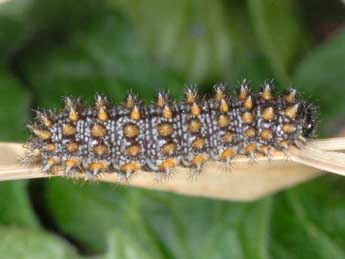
[0,0,344,258]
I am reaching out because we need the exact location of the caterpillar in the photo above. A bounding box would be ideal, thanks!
[24,80,318,179]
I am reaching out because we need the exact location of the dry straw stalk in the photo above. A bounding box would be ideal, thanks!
[0,137,344,201]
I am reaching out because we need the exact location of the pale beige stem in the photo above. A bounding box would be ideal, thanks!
[0,138,344,201]
[290,142,345,177]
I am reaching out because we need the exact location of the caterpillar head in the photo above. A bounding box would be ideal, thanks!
[301,103,318,138]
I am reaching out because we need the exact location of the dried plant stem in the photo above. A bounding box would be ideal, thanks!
[0,137,344,201]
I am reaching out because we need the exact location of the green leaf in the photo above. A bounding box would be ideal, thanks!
[294,28,345,124]
[45,181,122,254]
[108,0,232,82]
[27,0,102,32]
[45,178,272,258]
[270,176,345,259]
[103,229,161,259]
[0,181,38,228]
[247,0,308,84]
[0,69,30,141]
[0,226,79,259]
[0,69,38,228]
[223,1,274,84]
[21,10,183,108]
[0,0,33,62]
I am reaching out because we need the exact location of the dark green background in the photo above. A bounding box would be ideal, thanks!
[0,0,344,258]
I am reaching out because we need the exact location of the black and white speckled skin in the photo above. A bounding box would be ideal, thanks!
[25,81,318,178]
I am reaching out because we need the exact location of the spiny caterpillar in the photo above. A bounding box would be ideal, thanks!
[24,81,318,179]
